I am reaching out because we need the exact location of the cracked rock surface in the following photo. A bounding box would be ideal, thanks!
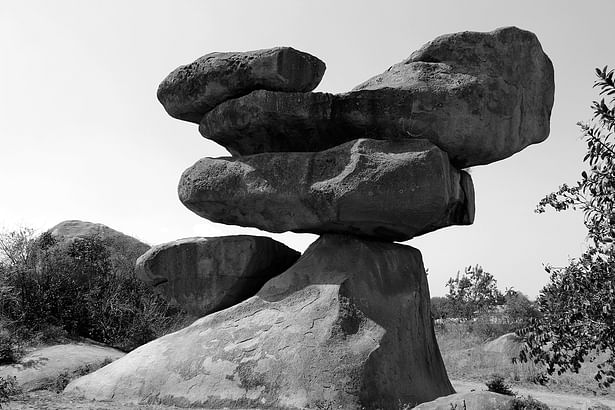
[65,235,454,409]
[198,27,553,167]
[157,47,325,123]
[179,138,475,241]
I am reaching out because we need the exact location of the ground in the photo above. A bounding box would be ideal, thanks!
[2,329,615,409]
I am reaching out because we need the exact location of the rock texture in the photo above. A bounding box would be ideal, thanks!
[157,47,326,123]
[65,235,454,408]
[0,343,123,392]
[49,220,150,275]
[179,138,474,241]
[198,26,554,167]
[135,236,300,317]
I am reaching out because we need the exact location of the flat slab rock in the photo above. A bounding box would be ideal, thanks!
[157,47,325,123]
[135,235,300,317]
[179,138,474,241]
[199,26,554,167]
[0,343,123,392]
[65,234,454,408]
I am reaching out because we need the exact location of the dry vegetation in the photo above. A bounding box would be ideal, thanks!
[436,320,615,401]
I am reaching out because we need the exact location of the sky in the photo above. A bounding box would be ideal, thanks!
[1,0,613,298]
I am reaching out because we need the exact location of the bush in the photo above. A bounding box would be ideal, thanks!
[0,330,23,365]
[510,395,550,410]
[0,228,187,352]
[0,375,20,404]
[485,374,515,396]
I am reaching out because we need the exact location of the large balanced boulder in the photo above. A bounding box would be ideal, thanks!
[179,138,474,241]
[135,236,300,317]
[198,26,553,167]
[157,47,326,123]
[65,235,454,408]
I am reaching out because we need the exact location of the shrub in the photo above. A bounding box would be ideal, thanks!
[485,374,515,396]
[51,357,115,393]
[510,395,550,410]
[0,330,23,365]
[0,227,187,352]
[0,375,20,403]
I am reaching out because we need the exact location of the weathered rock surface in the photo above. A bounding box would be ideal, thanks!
[135,236,300,317]
[199,26,554,167]
[49,220,150,275]
[157,47,326,123]
[413,391,516,409]
[0,343,123,392]
[65,235,454,408]
[179,138,474,241]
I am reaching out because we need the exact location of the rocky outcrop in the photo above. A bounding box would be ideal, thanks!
[179,138,474,241]
[65,235,453,408]
[198,27,553,167]
[49,220,150,274]
[65,26,554,409]
[157,47,326,123]
[0,343,123,392]
[135,236,300,316]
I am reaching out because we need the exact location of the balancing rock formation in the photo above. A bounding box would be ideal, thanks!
[65,26,554,409]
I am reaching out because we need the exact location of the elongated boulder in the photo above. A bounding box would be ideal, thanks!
[179,138,474,241]
[158,47,326,123]
[198,26,554,167]
[65,235,454,408]
[135,236,300,317]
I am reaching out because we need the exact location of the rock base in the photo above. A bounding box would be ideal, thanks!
[65,235,453,408]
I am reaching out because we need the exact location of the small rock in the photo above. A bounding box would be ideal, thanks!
[157,47,326,123]
[178,138,474,241]
[135,236,300,316]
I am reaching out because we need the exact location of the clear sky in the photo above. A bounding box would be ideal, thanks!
[1,0,613,297]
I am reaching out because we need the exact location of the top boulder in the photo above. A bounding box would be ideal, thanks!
[157,47,326,123]
[353,26,554,166]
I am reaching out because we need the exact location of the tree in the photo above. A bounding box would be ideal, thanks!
[502,289,539,327]
[430,296,452,320]
[520,67,615,387]
[445,265,504,320]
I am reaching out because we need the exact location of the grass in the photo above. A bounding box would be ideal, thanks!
[435,320,615,399]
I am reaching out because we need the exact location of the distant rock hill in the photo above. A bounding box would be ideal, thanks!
[48,220,150,275]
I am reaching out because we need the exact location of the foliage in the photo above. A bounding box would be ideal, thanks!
[521,66,615,388]
[502,289,540,328]
[0,227,187,352]
[510,396,550,410]
[0,375,20,404]
[430,296,452,320]
[485,374,515,396]
[0,329,23,365]
[51,357,114,393]
[445,265,505,320]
